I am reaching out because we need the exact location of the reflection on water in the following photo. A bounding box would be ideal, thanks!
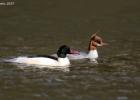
[0,0,140,100]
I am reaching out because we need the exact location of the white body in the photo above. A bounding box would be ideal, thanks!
[87,50,98,59]
[52,50,98,60]
[5,56,70,68]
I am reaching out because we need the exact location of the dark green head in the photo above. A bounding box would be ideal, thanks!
[57,45,71,58]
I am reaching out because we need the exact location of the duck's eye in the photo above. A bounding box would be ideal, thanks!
[96,40,101,44]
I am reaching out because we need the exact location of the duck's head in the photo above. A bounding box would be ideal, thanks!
[57,45,79,58]
[90,32,108,47]
[88,32,108,50]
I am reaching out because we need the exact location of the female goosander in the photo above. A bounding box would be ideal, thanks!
[5,45,77,67]
[68,33,107,61]
[52,33,107,62]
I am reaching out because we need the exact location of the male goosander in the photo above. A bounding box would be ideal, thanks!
[5,45,77,67]
[52,33,107,62]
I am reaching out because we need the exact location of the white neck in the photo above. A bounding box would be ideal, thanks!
[87,50,98,59]
[58,57,70,66]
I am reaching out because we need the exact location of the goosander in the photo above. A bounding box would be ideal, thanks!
[52,33,107,62]
[5,45,78,67]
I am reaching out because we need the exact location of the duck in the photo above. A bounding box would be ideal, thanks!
[69,33,107,61]
[52,32,107,62]
[5,45,78,67]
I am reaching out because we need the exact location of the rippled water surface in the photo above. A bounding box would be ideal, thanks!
[0,0,140,100]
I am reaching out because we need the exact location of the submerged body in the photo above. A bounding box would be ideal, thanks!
[59,50,98,61]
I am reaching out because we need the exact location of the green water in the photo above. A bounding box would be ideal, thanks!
[0,0,140,100]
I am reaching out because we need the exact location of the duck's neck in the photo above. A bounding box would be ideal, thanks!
[87,40,98,59]
[58,57,70,66]
[88,40,97,51]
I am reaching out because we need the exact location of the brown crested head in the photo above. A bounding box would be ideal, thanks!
[90,32,103,45]
[88,32,108,50]
[94,35,103,44]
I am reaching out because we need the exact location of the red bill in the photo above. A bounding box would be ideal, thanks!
[70,49,80,55]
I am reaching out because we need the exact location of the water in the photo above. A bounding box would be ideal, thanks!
[0,0,140,100]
